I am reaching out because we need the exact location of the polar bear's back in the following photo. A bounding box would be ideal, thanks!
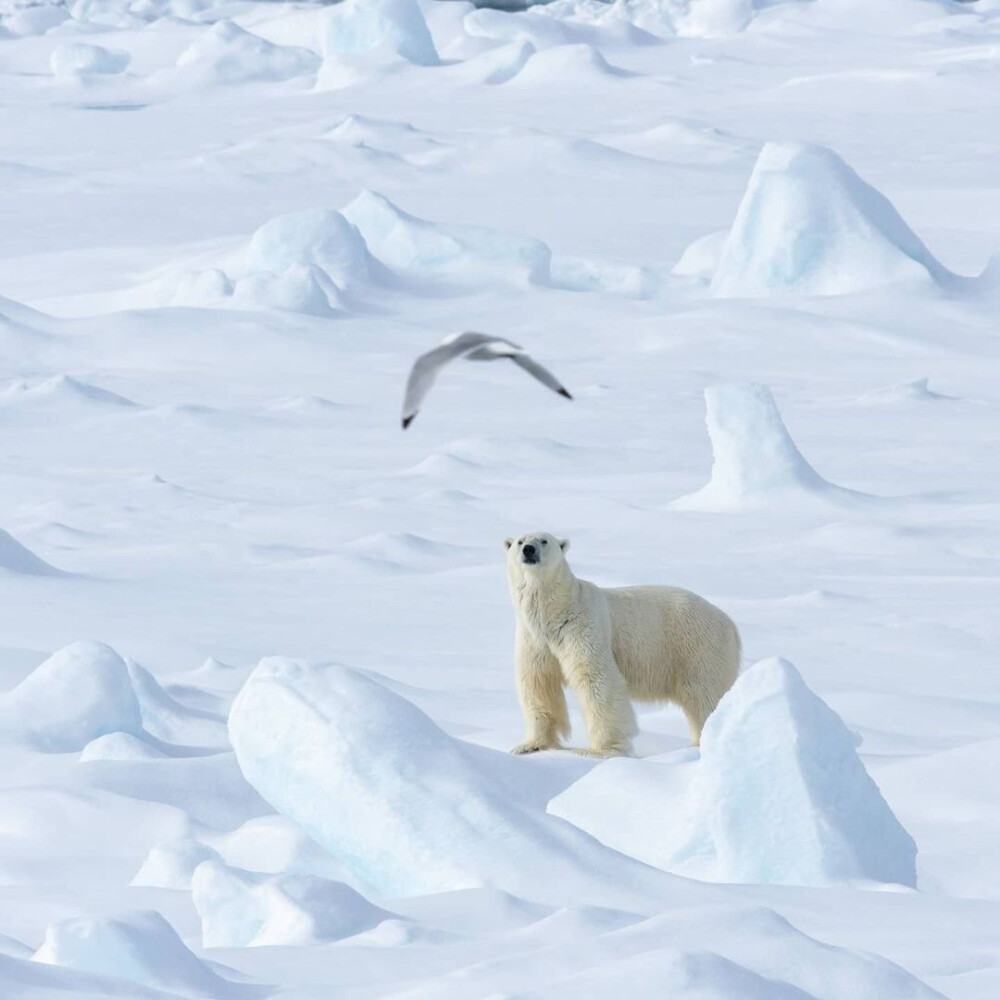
[603,585,740,703]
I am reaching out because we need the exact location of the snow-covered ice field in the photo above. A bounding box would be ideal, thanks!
[2,0,1000,995]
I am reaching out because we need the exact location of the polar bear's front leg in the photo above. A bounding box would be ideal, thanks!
[562,643,637,758]
[512,629,570,754]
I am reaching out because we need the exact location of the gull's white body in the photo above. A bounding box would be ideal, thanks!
[401,331,571,428]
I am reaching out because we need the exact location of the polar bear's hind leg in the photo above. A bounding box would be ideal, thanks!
[675,625,741,747]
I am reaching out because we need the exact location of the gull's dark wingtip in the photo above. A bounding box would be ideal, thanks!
[558,388,573,400]
[402,414,415,430]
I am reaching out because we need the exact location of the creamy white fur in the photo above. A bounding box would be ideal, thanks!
[505,531,741,757]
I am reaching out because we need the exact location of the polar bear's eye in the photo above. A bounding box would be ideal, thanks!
[541,539,548,545]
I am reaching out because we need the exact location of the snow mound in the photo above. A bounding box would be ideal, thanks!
[671,229,728,280]
[462,4,655,52]
[342,189,551,287]
[265,394,345,416]
[324,113,444,160]
[67,0,145,30]
[321,0,439,67]
[163,209,370,315]
[80,732,167,762]
[710,142,951,297]
[244,209,372,288]
[131,838,223,890]
[675,0,754,38]
[125,658,227,747]
[4,4,70,36]
[32,910,250,997]
[510,44,632,87]
[228,658,690,907]
[166,267,230,303]
[176,20,320,85]
[451,39,536,86]
[667,658,916,887]
[550,254,657,298]
[191,860,392,947]
[550,658,916,889]
[0,374,137,410]
[603,121,744,166]
[163,193,645,305]
[50,43,129,78]
[215,814,354,881]
[462,7,580,50]
[858,377,956,405]
[232,263,344,318]
[672,383,868,511]
[0,642,143,752]
[341,531,481,573]
[0,527,63,576]
[133,815,350,891]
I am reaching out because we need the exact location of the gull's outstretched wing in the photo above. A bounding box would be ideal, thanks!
[510,351,573,400]
[402,332,502,429]
[401,332,571,429]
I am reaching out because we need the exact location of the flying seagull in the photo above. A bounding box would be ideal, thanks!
[401,331,572,429]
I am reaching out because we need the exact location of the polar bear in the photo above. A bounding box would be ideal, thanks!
[505,531,740,758]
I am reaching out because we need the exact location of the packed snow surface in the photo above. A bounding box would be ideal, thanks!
[1,0,999,996]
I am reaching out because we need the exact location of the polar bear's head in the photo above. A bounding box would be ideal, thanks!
[504,531,570,576]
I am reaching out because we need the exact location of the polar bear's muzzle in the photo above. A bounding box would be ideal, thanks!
[521,543,540,565]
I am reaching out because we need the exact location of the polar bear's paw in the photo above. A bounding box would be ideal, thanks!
[510,740,558,755]
[569,744,634,759]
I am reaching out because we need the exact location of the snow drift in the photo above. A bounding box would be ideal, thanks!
[50,43,129,79]
[665,657,917,886]
[232,264,344,318]
[0,374,137,411]
[167,209,369,315]
[322,0,439,67]
[341,189,552,287]
[191,860,392,947]
[341,190,648,295]
[227,658,703,908]
[176,20,320,86]
[0,641,143,752]
[161,191,651,311]
[0,527,63,576]
[244,209,372,288]
[672,382,868,511]
[133,814,351,891]
[552,658,916,888]
[708,142,951,297]
[32,910,253,998]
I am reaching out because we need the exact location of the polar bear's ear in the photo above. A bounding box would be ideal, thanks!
[559,538,570,552]
[504,537,515,551]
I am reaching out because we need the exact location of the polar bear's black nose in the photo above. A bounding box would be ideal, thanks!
[522,543,538,562]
